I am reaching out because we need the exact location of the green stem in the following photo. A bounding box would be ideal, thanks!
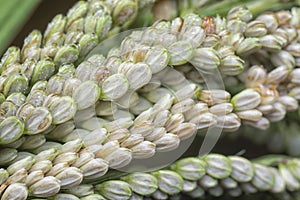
[0,0,41,55]
[179,0,300,17]
[251,154,291,166]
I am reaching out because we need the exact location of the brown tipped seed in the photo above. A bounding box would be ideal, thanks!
[72,150,95,168]
[121,134,144,149]
[165,113,184,132]
[171,98,195,114]
[144,127,166,142]
[266,66,290,85]
[24,107,52,135]
[245,21,267,37]
[184,102,208,121]
[130,121,154,137]
[47,162,69,177]
[254,85,278,105]
[6,168,27,184]
[256,12,278,32]
[199,90,231,106]
[246,65,266,87]
[134,108,155,125]
[190,112,217,130]
[172,122,197,140]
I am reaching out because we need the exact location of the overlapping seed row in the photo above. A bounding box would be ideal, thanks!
[0,0,140,92]
[0,0,153,138]
[2,1,300,199]
[95,154,300,199]
[2,6,300,148]
[3,7,300,199]
[0,0,152,144]
[8,154,300,200]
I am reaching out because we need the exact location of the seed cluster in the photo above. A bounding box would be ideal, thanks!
[1,0,300,199]
[4,154,299,200]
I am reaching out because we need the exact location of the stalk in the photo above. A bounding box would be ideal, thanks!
[0,0,40,55]
[178,0,300,17]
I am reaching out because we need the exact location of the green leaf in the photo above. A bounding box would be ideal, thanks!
[0,0,41,55]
